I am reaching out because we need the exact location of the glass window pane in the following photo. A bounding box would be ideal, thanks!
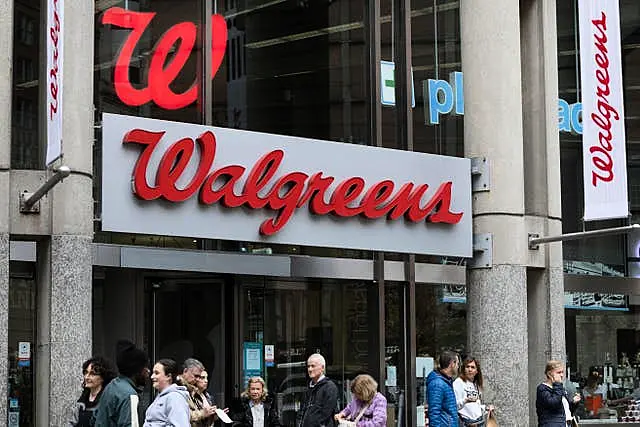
[12,0,42,169]
[241,278,379,427]
[8,263,36,427]
[213,1,367,143]
[411,0,463,157]
[415,283,467,425]
[94,0,203,123]
[557,0,634,273]
[94,0,204,245]
[384,282,402,425]
[565,299,640,422]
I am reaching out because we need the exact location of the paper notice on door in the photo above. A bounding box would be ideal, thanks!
[385,366,397,387]
[265,344,275,367]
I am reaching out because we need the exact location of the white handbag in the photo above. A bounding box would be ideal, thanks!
[338,404,369,427]
[130,394,139,427]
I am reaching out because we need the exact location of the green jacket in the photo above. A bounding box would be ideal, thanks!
[94,376,139,427]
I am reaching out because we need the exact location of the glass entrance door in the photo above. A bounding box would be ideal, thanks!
[148,278,227,405]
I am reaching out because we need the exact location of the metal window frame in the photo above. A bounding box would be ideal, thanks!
[87,243,467,284]
[393,0,417,424]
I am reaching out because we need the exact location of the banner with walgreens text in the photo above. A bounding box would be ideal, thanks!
[579,0,629,221]
[46,0,63,166]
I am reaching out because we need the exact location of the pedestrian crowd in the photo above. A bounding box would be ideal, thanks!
[67,341,578,427]
[67,342,388,427]
[425,351,583,427]
[426,351,495,427]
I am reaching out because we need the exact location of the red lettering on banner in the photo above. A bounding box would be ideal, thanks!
[102,7,227,110]
[49,0,61,120]
[589,11,619,187]
[123,129,464,235]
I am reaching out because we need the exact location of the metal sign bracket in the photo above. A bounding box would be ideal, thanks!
[471,157,490,192]
[468,233,492,269]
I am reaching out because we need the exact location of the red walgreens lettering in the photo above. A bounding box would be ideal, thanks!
[101,7,227,110]
[123,129,464,235]
[49,0,61,120]
[589,11,619,187]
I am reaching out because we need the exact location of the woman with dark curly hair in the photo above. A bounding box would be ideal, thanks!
[68,356,117,427]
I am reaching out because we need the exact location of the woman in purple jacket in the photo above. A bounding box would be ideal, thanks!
[335,374,387,427]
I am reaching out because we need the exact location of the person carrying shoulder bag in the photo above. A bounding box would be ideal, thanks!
[335,375,387,427]
[453,356,495,427]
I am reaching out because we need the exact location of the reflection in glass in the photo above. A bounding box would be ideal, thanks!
[385,282,405,426]
[565,302,640,421]
[94,0,203,246]
[556,0,640,274]
[94,0,203,123]
[415,284,467,410]
[8,265,36,427]
[241,278,375,427]
[12,0,41,169]
[215,0,367,143]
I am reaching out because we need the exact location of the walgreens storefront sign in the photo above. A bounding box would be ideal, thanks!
[102,114,472,257]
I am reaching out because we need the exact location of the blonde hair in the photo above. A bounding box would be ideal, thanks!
[545,360,564,376]
[241,376,268,402]
[351,374,378,403]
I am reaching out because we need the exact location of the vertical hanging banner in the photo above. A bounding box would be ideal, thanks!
[579,0,628,221]
[46,0,63,166]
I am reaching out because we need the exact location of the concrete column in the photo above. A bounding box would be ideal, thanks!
[37,0,95,425]
[460,0,530,424]
[462,0,565,424]
[0,0,12,423]
[520,0,566,423]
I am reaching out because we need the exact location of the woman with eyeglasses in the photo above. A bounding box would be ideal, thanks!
[67,356,117,427]
[188,370,217,427]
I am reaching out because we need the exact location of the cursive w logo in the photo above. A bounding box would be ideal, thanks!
[102,7,228,110]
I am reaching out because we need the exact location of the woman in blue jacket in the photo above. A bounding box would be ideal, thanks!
[536,360,581,427]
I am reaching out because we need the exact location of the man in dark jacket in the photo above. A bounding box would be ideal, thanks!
[95,340,149,427]
[296,354,338,427]
[426,351,459,427]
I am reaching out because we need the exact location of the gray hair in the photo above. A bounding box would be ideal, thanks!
[308,353,326,369]
[183,358,205,372]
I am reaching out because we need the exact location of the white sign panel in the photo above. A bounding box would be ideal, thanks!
[46,0,64,165]
[380,61,415,107]
[18,342,30,359]
[264,345,275,367]
[101,114,472,257]
[579,0,628,220]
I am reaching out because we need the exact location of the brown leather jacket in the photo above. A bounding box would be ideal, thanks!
[185,381,215,427]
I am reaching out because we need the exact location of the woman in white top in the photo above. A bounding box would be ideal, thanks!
[453,356,491,427]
